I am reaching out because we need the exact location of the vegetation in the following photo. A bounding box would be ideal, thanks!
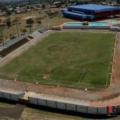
[21,28,27,34]
[6,18,12,27]
[26,18,34,33]
[0,27,4,45]
[0,32,115,90]
[12,17,21,37]
[0,9,76,44]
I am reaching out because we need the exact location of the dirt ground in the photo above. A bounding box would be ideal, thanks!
[0,104,25,119]
[22,16,36,20]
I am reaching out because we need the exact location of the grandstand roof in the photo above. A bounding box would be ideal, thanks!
[68,4,120,13]
[0,34,29,49]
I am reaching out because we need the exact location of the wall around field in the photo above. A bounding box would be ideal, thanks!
[28,96,110,115]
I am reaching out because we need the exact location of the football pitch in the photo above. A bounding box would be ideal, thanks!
[0,32,115,90]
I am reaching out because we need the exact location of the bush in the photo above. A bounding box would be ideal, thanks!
[21,29,27,34]
[10,35,16,39]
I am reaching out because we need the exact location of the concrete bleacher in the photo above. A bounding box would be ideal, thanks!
[29,31,42,39]
[0,34,29,57]
[38,28,49,33]
[0,34,29,49]
[0,38,29,57]
[28,28,50,40]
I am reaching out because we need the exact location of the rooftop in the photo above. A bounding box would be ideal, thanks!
[68,4,120,13]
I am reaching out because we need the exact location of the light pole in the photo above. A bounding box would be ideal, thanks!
[45,10,50,29]
[110,11,113,25]
[0,25,5,45]
[59,8,62,25]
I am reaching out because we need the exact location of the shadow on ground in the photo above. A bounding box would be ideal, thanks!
[0,103,25,119]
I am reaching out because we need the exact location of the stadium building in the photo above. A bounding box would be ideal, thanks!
[61,4,120,20]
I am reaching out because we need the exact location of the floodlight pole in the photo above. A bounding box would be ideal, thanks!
[46,9,50,29]
[110,11,113,25]
[0,26,4,45]
[59,8,61,25]
[16,22,19,37]
[46,17,49,29]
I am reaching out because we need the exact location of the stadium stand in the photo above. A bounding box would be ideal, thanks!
[38,28,49,33]
[28,28,49,40]
[29,31,42,39]
[0,34,29,57]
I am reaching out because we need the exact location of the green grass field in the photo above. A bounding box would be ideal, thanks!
[0,32,115,90]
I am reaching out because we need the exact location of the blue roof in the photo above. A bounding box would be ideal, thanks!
[68,4,120,13]
[62,9,95,20]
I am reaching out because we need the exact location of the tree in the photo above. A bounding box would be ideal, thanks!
[6,18,12,27]
[36,17,42,24]
[0,31,3,44]
[3,7,12,16]
[45,10,51,28]
[64,0,69,6]
[75,0,80,4]
[0,19,6,45]
[42,3,45,9]
[26,18,34,33]
[21,28,27,34]
[0,26,5,45]
[0,19,2,24]
[13,17,21,37]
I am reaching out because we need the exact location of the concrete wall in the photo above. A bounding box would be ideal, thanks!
[87,107,98,114]
[63,26,110,30]
[2,92,11,99]
[0,92,3,98]
[0,91,119,115]
[0,91,24,101]
[66,103,76,111]
[0,92,117,115]
[97,107,108,115]
[63,25,120,32]
[29,97,38,105]
[77,105,87,113]
[56,102,66,110]
[47,100,56,108]
[28,97,109,115]
[38,98,47,106]
[18,93,25,99]
[11,94,19,101]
